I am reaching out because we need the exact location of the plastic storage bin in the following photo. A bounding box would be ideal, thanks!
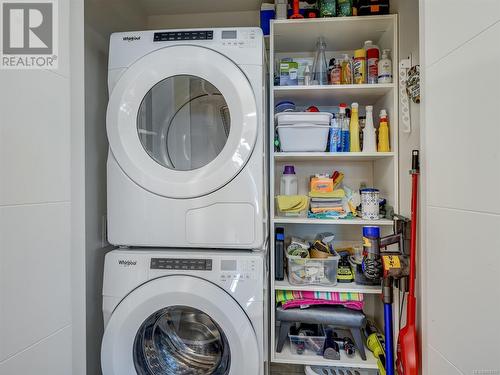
[289,326,326,356]
[276,112,333,152]
[287,251,340,285]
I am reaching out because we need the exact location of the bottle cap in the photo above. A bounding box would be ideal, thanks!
[366,105,373,112]
[339,103,347,113]
[283,165,295,174]
[380,109,387,117]
[351,102,359,109]
[329,58,335,66]
[354,49,366,58]
[364,40,373,48]
[382,49,391,57]
[367,48,379,59]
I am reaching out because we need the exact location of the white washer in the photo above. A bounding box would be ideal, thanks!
[101,249,267,375]
[106,28,267,249]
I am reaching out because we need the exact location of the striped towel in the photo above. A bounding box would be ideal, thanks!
[276,290,364,311]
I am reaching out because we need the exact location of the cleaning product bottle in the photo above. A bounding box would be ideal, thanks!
[378,49,393,83]
[280,165,298,195]
[340,54,353,85]
[312,37,329,85]
[329,114,342,152]
[349,102,360,152]
[339,103,350,152]
[378,109,390,152]
[353,48,366,84]
[362,105,377,152]
[364,40,379,84]
[330,59,342,85]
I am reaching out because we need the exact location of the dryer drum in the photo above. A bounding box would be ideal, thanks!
[133,306,231,374]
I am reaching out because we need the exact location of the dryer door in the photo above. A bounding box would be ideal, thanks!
[101,276,260,375]
[107,45,258,198]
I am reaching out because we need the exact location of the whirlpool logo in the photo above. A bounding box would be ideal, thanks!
[122,35,140,42]
[118,259,137,267]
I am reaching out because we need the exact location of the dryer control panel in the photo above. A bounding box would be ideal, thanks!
[151,258,212,270]
[153,30,214,42]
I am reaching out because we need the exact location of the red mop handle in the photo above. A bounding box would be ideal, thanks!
[409,150,419,300]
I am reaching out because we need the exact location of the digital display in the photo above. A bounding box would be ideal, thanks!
[222,30,237,39]
[221,259,237,271]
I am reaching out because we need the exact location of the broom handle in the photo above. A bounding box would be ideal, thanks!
[409,150,419,298]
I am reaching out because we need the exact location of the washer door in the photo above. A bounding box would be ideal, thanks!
[107,45,258,198]
[101,276,260,375]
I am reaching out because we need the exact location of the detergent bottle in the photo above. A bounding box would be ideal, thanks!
[280,165,298,195]
[349,103,361,152]
[362,105,377,152]
[378,109,390,152]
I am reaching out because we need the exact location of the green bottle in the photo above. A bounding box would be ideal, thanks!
[319,0,336,17]
[337,0,353,16]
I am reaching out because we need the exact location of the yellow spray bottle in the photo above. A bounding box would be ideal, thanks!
[378,109,390,152]
[349,102,361,152]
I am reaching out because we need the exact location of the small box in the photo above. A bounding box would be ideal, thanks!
[310,176,334,193]
[293,57,314,85]
[280,62,299,86]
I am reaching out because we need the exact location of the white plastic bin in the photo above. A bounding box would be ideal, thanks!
[276,112,333,152]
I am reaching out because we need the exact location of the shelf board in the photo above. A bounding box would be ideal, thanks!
[273,340,378,369]
[273,84,395,106]
[273,216,394,226]
[275,275,382,294]
[272,15,396,53]
[274,151,395,162]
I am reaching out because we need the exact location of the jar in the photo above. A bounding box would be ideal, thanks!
[361,188,380,220]
[319,0,337,17]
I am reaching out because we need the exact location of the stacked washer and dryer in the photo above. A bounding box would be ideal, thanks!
[101,28,268,375]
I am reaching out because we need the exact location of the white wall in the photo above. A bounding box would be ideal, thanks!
[0,0,82,373]
[421,1,500,374]
[148,10,260,29]
[84,1,147,374]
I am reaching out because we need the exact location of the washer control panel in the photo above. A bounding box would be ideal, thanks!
[220,258,257,282]
[153,30,214,42]
[151,258,212,270]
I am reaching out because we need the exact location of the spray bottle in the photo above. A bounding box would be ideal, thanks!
[362,105,377,152]
[339,103,350,152]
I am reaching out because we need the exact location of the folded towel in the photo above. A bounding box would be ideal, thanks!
[276,290,364,311]
[277,195,308,213]
[309,189,346,199]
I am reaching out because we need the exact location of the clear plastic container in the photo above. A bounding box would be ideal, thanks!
[289,332,326,356]
[286,252,340,285]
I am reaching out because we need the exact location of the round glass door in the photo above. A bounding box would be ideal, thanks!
[137,76,231,171]
[133,306,230,375]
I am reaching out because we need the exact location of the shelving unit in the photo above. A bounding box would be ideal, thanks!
[269,15,399,370]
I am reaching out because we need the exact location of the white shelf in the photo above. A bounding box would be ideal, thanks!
[275,275,382,294]
[274,340,378,369]
[273,216,394,226]
[272,15,396,53]
[273,84,395,106]
[274,152,395,162]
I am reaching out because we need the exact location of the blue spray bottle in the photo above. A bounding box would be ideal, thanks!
[339,103,350,152]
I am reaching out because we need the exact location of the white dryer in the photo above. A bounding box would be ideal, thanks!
[101,249,266,375]
[106,28,267,249]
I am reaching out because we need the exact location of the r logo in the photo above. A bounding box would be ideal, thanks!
[1,0,58,68]
[2,2,52,54]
